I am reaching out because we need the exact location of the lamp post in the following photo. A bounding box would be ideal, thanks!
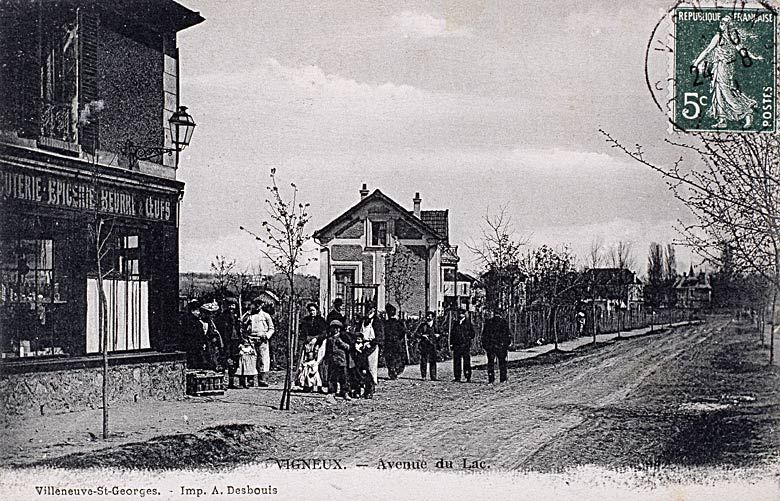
[125,106,196,166]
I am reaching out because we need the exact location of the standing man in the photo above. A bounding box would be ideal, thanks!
[481,308,511,383]
[449,308,474,382]
[414,311,440,381]
[244,298,275,387]
[216,297,241,387]
[181,299,207,369]
[382,304,407,379]
[326,298,346,325]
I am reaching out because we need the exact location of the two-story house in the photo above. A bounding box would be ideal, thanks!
[674,266,712,309]
[313,186,458,320]
[0,0,203,418]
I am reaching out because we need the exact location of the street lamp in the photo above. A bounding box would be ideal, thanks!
[125,106,196,166]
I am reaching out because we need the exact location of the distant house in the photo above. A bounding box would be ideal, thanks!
[583,268,644,318]
[443,270,477,311]
[674,266,712,309]
[313,185,458,319]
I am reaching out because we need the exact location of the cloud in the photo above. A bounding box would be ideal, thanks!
[388,11,473,38]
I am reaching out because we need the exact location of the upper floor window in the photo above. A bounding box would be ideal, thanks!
[370,220,388,247]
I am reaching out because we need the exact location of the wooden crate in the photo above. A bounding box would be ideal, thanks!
[186,370,226,396]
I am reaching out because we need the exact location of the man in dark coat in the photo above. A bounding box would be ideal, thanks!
[449,308,475,382]
[215,297,241,386]
[414,311,440,380]
[181,300,207,369]
[481,308,512,383]
[326,298,346,325]
[382,303,407,379]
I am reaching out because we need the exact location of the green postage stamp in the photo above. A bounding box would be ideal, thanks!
[673,7,777,132]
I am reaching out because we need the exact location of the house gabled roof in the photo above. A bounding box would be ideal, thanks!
[313,189,445,243]
[584,268,640,286]
[674,272,712,290]
[408,210,449,244]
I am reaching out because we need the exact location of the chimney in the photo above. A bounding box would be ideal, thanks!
[359,183,369,199]
[413,192,422,218]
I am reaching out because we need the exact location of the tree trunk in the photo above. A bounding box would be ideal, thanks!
[551,305,558,351]
[770,286,777,365]
[96,258,109,440]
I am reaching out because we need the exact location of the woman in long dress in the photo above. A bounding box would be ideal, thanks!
[692,16,763,128]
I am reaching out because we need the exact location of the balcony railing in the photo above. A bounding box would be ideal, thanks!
[40,101,77,143]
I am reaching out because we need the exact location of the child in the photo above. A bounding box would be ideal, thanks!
[236,338,258,388]
[325,320,351,400]
[295,336,324,392]
[349,332,374,399]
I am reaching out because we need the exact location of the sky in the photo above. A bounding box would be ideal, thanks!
[174,0,699,277]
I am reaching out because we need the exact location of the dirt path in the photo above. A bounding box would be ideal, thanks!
[291,320,727,469]
[6,317,777,472]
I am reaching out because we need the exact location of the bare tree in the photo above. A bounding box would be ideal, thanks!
[522,245,580,351]
[85,141,115,440]
[240,168,311,410]
[608,240,636,271]
[587,237,605,269]
[665,243,677,281]
[384,238,417,315]
[646,242,665,308]
[210,255,237,299]
[602,130,780,363]
[466,206,528,310]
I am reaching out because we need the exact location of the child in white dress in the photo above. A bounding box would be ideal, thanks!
[236,338,258,388]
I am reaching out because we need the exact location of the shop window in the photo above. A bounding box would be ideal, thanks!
[369,220,388,247]
[0,239,69,358]
[119,235,140,277]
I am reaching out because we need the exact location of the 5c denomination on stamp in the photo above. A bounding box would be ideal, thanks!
[674,6,776,132]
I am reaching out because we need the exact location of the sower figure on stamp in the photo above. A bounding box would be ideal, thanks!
[243,298,274,387]
[450,308,475,382]
[414,311,440,381]
[481,308,511,383]
[692,15,762,129]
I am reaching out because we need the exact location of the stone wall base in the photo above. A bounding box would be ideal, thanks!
[1,355,185,422]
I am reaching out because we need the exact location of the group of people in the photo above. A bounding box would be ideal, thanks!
[181,294,514,399]
[293,299,401,400]
[180,297,275,388]
[292,299,514,400]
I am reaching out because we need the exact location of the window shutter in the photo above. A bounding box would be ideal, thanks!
[78,8,100,153]
[0,3,41,138]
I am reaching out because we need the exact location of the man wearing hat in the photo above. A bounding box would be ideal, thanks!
[481,307,511,383]
[450,308,475,382]
[326,298,346,325]
[181,299,207,369]
[243,298,275,386]
[216,297,241,387]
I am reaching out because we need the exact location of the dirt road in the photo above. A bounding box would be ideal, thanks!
[276,316,778,470]
[8,317,779,471]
